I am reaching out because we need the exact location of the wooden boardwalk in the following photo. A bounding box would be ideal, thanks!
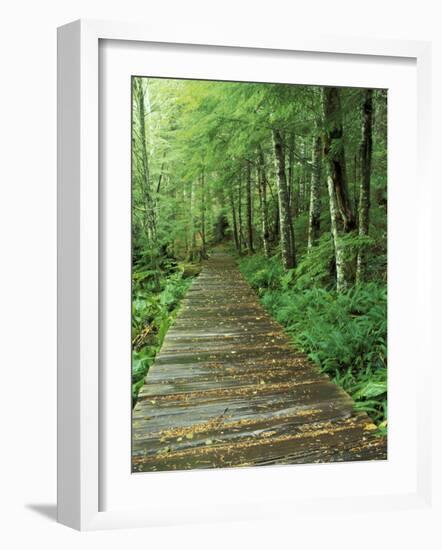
[132,252,387,472]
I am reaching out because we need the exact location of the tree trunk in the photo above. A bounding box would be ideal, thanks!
[323,87,354,291]
[353,153,359,215]
[230,187,239,251]
[257,150,270,258]
[246,162,254,253]
[299,137,306,212]
[327,175,348,292]
[187,180,197,261]
[356,89,373,284]
[308,136,322,249]
[303,138,311,214]
[134,78,156,243]
[182,183,188,254]
[274,199,280,243]
[287,133,296,261]
[200,171,206,254]
[238,175,244,253]
[287,131,295,211]
[206,179,213,241]
[322,87,355,232]
[272,128,296,269]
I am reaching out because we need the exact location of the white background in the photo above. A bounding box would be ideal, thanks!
[1,0,441,548]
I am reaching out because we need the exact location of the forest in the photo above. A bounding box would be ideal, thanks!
[131,76,388,435]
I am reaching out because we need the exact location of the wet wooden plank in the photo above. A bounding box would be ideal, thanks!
[132,251,387,472]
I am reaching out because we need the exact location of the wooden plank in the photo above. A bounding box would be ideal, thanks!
[132,251,387,472]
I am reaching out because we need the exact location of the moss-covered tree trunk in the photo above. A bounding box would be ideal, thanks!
[308,136,322,249]
[272,128,296,269]
[356,89,373,284]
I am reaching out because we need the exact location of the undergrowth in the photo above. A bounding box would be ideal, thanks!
[239,251,387,432]
[131,257,196,406]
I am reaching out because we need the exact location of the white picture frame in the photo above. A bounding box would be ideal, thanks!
[57,19,433,531]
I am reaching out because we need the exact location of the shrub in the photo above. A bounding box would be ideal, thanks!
[131,268,193,405]
[240,253,285,294]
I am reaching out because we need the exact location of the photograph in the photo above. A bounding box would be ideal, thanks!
[130,76,388,473]
[2,0,435,540]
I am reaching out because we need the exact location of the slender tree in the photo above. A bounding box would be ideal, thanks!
[133,78,157,243]
[287,131,295,211]
[237,176,243,253]
[299,137,306,213]
[229,186,240,251]
[200,171,207,256]
[246,161,254,253]
[308,136,322,249]
[322,87,355,291]
[327,174,348,292]
[272,128,296,269]
[257,149,270,258]
[356,89,374,284]
[188,179,197,261]
[323,87,355,232]
[286,133,297,261]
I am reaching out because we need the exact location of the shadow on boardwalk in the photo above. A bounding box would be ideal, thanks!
[132,251,387,472]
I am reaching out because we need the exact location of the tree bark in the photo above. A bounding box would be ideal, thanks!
[274,198,280,243]
[272,128,296,269]
[287,131,295,211]
[238,175,244,253]
[257,150,270,258]
[308,136,322,249]
[322,87,354,291]
[134,78,156,243]
[187,179,197,261]
[299,137,306,213]
[246,162,254,253]
[327,174,348,292]
[200,171,207,255]
[287,133,296,261]
[322,87,355,232]
[353,153,359,215]
[229,187,239,251]
[238,173,246,254]
[356,89,373,284]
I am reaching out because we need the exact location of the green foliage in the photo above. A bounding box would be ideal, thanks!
[240,254,285,294]
[131,266,193,405]
[294,234,335,290]
[239,254,387,426]
[132,347,156,401]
